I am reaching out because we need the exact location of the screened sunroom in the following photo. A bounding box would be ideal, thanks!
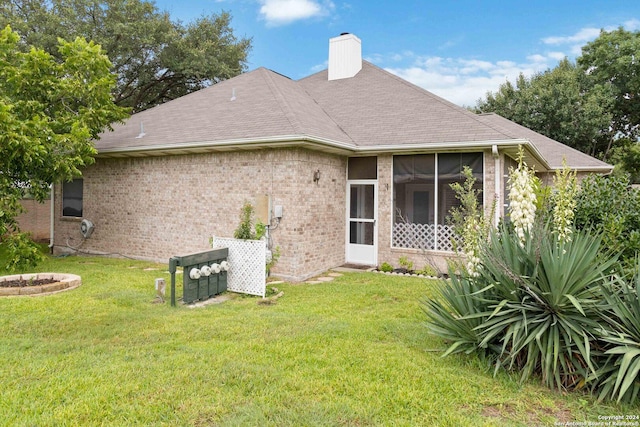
[392,152,484,252]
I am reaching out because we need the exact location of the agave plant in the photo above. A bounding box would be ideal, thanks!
[593,265,640,402]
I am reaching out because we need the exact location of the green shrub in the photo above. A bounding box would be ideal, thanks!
[423,264,498,362]
[448,166,493,276]
[233,201,266,240]
[398,256,413,271]
[426,154,637,400]
[233,201,280,275]
[574,174,640,270]
[482,224,619,390]
[379,262,393,273]
[1,232,44,272]
[415,264,438,277]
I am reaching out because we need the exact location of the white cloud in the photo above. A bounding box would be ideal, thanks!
[526,54,548,64]
[385,54,556,107]
[259,0,334,26]
[309,60,328,73]
[547,51,567,61]
[624,19,640,30]
[382,20,639,107]
[387,64,511,107]
[542,27,602,45]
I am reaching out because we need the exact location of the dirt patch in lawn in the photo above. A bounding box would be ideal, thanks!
[480,401,574,426]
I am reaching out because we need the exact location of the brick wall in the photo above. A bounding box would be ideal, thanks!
[55,146,567,279]
[17,199,51,242]
[53,147,347,281]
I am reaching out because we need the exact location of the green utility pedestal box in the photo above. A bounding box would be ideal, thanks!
[169,248,229,306]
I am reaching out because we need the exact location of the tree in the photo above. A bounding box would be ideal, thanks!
[0,25,129,270]
[0,0,252,112]
[578,28,640,170]
[475,59,613,157]
[475,27,640,178]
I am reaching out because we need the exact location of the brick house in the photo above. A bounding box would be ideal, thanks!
[51,34,612,281]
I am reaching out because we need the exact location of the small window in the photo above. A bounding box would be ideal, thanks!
[348,157,377,179]
[62,179,83,217]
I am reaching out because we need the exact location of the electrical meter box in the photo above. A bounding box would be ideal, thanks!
[168,247,229,306]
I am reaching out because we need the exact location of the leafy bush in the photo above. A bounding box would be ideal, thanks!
[2,232,44,272]
[425,152,639,401]
[423,264,498,361]
[483,224,618,390]
[233,201,280,275]
[233,201,266,240]
[379,262,393,273]
[574,174,640,269]
[415,264,438,277]
[448,166,493,276]
[398,256,413,271]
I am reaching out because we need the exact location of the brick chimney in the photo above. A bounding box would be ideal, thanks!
[328,33,362,81]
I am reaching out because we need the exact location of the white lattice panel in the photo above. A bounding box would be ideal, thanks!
[393,223,436,250]
[437,225,458,251]
[392,223,459,251]
[213,237,266,297]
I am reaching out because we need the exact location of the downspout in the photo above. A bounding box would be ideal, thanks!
[49,183,54,254]
[492,145,500,227]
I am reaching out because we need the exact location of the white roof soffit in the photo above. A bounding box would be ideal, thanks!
[95,136,610,172]
[96,135,358,157]
[97,136,528,157]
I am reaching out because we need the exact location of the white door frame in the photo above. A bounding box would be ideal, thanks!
[345,180,378,266]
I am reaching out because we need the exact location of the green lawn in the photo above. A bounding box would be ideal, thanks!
[0,253,635,426]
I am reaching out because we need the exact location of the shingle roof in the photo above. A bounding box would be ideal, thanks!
[298,61,509,145]
[475,113,612,171]
[96,60,612,173]
[96,67,351,151]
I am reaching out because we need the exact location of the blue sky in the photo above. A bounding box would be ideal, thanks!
[154,0,640,106]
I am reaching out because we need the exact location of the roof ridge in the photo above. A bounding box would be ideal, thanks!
[298,85,355,144]
[260,68,304,134]
[362,61,515,140]
[363,61,468,110]
[262,67,355,143]
[471,111,522,140]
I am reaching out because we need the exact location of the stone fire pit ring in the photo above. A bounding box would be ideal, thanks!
[0,273,81,297]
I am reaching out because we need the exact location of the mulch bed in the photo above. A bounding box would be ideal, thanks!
[0,278,58,288]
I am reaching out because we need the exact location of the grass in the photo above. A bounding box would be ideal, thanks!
[0,252,637,426]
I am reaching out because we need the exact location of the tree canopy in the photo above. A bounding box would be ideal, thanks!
[475,27,640,179]
[1,0,252,112]
[578,28,640,143]
[0,25,129,270]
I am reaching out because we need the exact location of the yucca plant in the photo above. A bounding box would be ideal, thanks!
[423,264,499,360]
[428,221,618,392]
[593,265,640,402]
[475,223,618,390]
